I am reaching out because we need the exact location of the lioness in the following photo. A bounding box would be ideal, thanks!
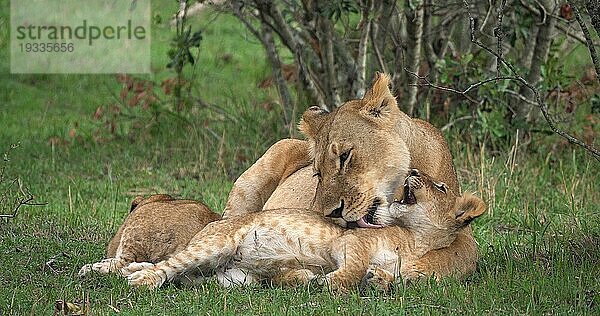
[222,73,478,278]
[78,194,221,279]
[126,170,485,291]
[225,72,458,225]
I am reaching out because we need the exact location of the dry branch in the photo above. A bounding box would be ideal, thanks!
[584,0,600,37]
[462,0,600,162]
[568,0,600,86]
[0,178,45,219]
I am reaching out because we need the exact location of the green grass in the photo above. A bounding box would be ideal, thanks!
[1,2,599,315]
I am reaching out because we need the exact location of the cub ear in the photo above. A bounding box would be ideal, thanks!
[299,106,329,140]
[131,194,173,212]
[453,193,486,227]
[361,72,399,120]
[130,196,145,212]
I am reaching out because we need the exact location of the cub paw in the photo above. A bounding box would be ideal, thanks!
[401,264,427,283]
[127,269,165,289]
[317,273,349,294]
[121,262,155,276]
[78,258,123,277]
[359,265,395,294]
[272,269,316,287]
[91,258,121,274]
[78,264,92,278]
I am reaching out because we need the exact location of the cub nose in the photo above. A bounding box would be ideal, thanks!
[325,200,344,218]
[409,169,420,177]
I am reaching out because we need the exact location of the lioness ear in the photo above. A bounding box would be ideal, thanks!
[299,106,329,140]
[453,193,486,227]
[361,72,399,120]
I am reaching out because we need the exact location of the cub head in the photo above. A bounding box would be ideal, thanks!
[375,169,486,248]
[299,73,411,228]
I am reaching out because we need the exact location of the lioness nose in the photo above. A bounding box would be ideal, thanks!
[326,200,344,218]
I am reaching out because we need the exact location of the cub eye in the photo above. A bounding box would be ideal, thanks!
[433,182,447,194]
[339,149,352,167]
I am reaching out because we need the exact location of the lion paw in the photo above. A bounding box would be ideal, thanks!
[359,265,395,293]
[92,258,121,274]
[317,273,349,294]
[127,269,165,289]
[78,258,123,277]
[400,264,427,282]
[121,262,155,276]
[78,264,92,278]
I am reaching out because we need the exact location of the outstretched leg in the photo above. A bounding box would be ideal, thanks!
[359,265,396,293]
[79,245,140,278]
[271,268,317,287]
[320,237,374,292]
[401,229,479,281]
[127,220,246,289]
[78,258,131,277]
[223,139,310,218]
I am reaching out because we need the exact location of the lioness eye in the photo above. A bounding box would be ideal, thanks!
[434,182,447,193]
[339,150,351,166]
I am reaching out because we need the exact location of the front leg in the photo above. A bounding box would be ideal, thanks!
[359,265,396,293]
[223,139,310,218]
[78,257,130,277]
[402,229,479,282]
[120,261,155,276]
[321,240,373,293]
[271,268,317,287]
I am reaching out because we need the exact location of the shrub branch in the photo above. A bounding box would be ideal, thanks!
[568,0,600,86]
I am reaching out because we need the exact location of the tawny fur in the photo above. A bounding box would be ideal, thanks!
[223,139,312,218]
[225,73,458,225]
[221,73,478,281]
[78,194,221,279]
[126,171,485,292]
[362,169,486,291]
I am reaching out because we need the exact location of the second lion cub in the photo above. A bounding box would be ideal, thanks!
[79,194,221,281]
[127,170,485,291]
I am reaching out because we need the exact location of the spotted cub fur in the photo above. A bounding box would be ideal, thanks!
[126,170,485,291]
[78,194,221,282]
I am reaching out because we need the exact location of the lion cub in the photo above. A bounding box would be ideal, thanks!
[78,194,221,279]
[126,171,485,291]
[360,169,486,291]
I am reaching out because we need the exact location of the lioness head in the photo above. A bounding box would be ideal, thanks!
[375,169,486,248]
[299,73,411,228]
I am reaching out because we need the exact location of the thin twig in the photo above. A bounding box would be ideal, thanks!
[440,115,475,132]
[0,188,46,219]
[405,68,517,104]
[520,0,600,46]
[568,0,600,86]
[503,89,539,106]
[495,0,507,77]
[462,0,600,162]
[479,0,494,33]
